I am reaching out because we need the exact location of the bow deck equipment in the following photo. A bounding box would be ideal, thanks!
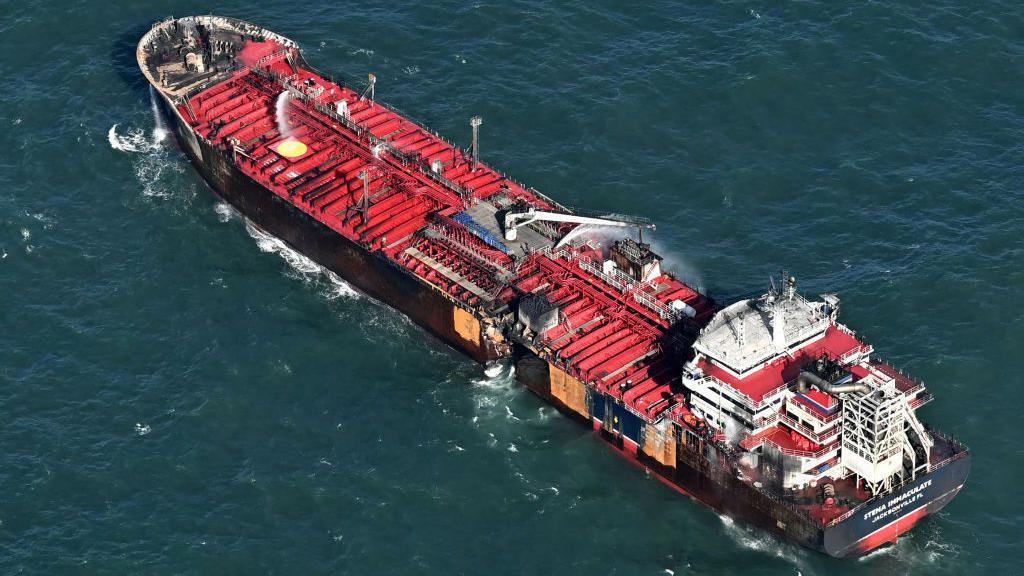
[137,16,969,557]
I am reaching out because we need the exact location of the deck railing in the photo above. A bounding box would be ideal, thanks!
[823,428,968,527]
[576,258,679,322]
[777,412,839,445]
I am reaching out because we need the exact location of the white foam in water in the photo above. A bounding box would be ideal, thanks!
[718,515,809,570]
[858,544,895,562]
[718,515,770,552]
[244,220,358,299]
[483,362,504,378]
[135,149,182,198]
[469,362,519,419]
[108,124,157,153]
[472,362,515,389]
[471,363,516,401]
[856,530,955,569]
[108,91,182,199]
[109,87,166,152]
[214,202,235,223]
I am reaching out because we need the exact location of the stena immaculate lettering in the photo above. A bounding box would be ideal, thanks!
[862,479,933,524]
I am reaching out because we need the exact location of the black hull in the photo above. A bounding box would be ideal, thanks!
[822,453,969,556]
[158,94,504,364]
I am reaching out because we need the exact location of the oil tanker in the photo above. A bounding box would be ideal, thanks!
[136,16,969,557]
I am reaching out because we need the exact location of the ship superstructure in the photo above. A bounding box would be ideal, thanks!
[136,16,969,557]
[684,278,937,506]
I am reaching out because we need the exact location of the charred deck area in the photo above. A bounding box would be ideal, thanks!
[138,16,290,97]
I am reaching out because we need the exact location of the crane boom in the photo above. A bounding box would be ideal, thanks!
[503,207,655,241]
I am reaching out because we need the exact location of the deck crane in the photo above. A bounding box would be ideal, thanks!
[502,206,655,242]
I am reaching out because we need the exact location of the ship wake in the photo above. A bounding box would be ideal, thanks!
[107,87,181,199]
[717,515,812,573]
[856,525,960,570]
[242,219,359,300]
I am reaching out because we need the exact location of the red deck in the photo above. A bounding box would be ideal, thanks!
[792,390,838,418]
[182,41,715,428]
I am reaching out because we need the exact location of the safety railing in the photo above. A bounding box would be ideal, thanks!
[576,258,679,321]
[777,412,839,444]
[825,428,968,527]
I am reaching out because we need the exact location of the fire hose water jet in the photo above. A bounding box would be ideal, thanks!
[275,90,293,139]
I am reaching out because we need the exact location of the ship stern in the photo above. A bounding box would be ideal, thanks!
[823,436,969,557]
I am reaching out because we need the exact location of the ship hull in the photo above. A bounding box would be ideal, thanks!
[156,93,504,364]
[821,453,969,556]
[137,17,967,557]
[514,353,970,557]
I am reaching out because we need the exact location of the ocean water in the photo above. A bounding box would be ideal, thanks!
[1,1,1020,574]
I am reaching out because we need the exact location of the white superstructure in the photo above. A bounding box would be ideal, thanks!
[682,277,933,495]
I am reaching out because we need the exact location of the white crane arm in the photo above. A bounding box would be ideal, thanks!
[503,208,654,241]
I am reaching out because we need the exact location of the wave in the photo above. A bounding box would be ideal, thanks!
[243,220,359,299]
[109,88,168,152]
[468,362,524,427]
[717,515,811,572]
[108,123,159,153]
[108,89,182,199]
[471,363,516,402]
[471,362,516,389]
[214,202,235,223]
[856,528,958,569]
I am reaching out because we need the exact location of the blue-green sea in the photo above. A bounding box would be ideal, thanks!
[1,1,1020,574]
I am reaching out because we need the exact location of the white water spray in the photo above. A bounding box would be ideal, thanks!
[275,91,293,138]
[108,89,168,154]
[149,86,168,143]
[554,223,596,249]
[107,92,181,198]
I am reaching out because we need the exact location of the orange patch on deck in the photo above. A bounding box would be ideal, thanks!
[274,139,308,158]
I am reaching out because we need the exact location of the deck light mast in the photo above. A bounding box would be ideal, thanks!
[470,116,482,171]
